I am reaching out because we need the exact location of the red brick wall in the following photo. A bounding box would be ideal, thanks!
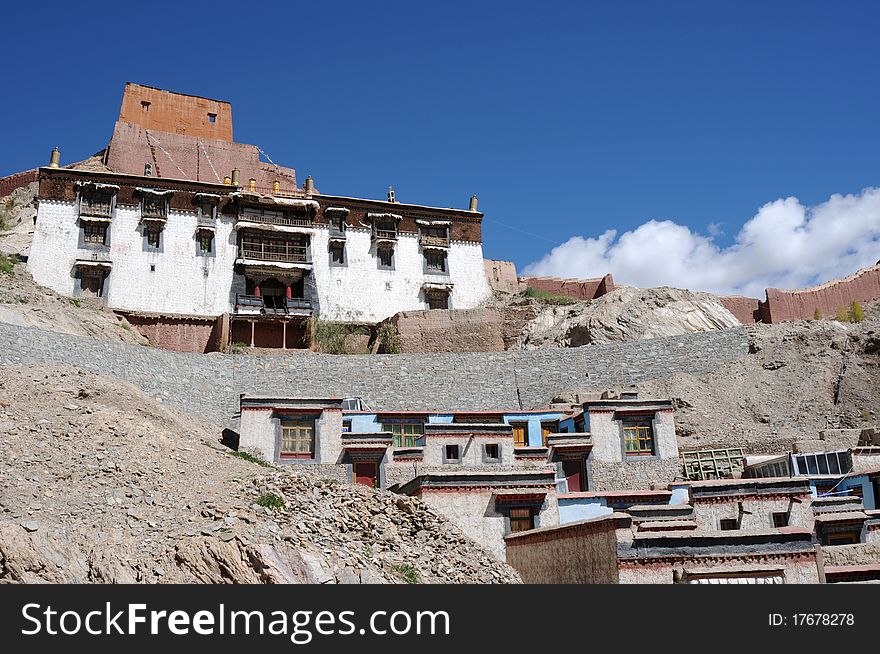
[714,264,880,323]
[125,315,223,353]
[718,295,763,324]
[390,308,505,353]
[519,273,615,300]
[106,121,297,192]
[0,169,39,197]
[764,264,880,322]
[118,83,233,142]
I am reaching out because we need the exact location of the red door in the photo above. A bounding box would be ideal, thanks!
[354,461,379,488]
[562,458,586,492]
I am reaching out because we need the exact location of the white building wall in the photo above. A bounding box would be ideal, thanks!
[29,199,492,323]
[28,200,237,317]
[106,206,236,316]
[310,227,491,323]
[28,200,83,296]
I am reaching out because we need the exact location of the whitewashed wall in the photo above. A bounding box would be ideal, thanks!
[107,205,236,316]
[310,227,491,322]
[28,200,82,296]
[29,200,237,316]
[29,200,492,323]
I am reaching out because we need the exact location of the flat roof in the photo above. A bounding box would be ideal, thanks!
[126,81,231,106]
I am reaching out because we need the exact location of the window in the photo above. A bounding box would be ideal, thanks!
[279,417,315,458]
[444,444,460,462]
[141,101,151,112]
[82,223,107,245]
[541,421,558,446]
[198,231,214,254]
[510,422,528,447]
[142,196,167,219]
[426,291,449,310]
[80,191,113,218]
[424,250,447,273]
[383,422,424,448]
[374,220,397,239]
[622,418,655,456]
[342,420,352,433]
[377,246,394,269]
[330,243,346,266]
[145,227,161,250]
[772,512,788,528]
[720,519,738,531]
[420,225,449,246]
[79,272,104,298]
[508,507,535,533]
[484,443,500,461]
[144,163,153,176]
[200,202,216,221]
[208,112,217,123]
[825,532,859,546]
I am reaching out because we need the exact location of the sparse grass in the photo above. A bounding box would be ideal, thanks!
[0,253,15,276]
[377,322,400,354]
[68,298,82,308]
[257,493,285,510]
[314,320,352,354]
[320,478,338,485]
[850,301,865,324]
[363,544,373,558]
[313,320,370,354]
[228,341,249,354]
[834,302,866,324]
[229,450,271,467]
[524,286,579,305]
[138,341,152,347]
[860,409,873,423]
[813,308,822,320]
[118,322,132,331]
[392,563,420,584]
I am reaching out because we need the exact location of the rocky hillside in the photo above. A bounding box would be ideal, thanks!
[559,310,880,454]
[501,286,741,349]
[0,182,37,258]
[0,259,147,345]
[0,364,519,584]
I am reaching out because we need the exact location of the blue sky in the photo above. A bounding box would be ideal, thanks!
[3,1,879,295]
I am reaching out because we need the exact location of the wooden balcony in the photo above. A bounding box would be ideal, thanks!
[373,228,398,240]
[79,201,112,219]
[240,240,309,264]
[238,210,313,228]
[235,294,313,316]
[420,234,450,248]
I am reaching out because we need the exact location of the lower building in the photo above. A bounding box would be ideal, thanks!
[505,513,823,584]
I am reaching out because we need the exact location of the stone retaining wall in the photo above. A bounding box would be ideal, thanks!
[0,323,750,428]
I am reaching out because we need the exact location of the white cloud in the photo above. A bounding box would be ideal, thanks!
[522,188,880,297]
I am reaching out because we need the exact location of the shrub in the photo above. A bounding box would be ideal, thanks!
[229,450,270,467]
[849,301,865,324]
[813,308,822,320]
[0,253,15,276]
[257,493,285,510]
[834,306,850,322]
[228,341,249,354]
[377,322,400,354]
[524,286,579,305]
[68,298,82,308]
[392,563,420,584]
[314,320,351,354]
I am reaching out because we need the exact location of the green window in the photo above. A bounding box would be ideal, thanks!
[383,422,424,447]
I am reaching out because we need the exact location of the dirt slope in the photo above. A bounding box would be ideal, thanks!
[570,313,880,454]
[0,364,519,584]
